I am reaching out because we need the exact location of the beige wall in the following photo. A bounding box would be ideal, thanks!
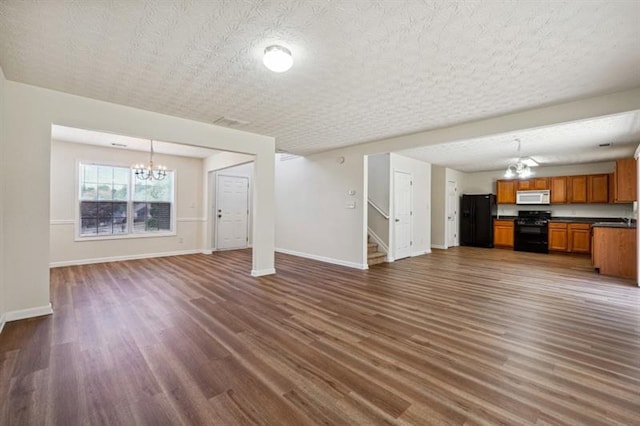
[2,80,275,321]
[50,140,204,265]
[0,65,6,327]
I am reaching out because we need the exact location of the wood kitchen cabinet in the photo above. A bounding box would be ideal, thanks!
[550,176,567,204]
[608,173,616,203]
[532,178,550,190]
[614,158,637,203]
[567,175,588,203]
[516,179,532,191]
[568,223,591,254]
[548,222,568,252]
[496,180,516,204]
[593,226,637,279]
[587,174,609,203]
[493,219,514,248]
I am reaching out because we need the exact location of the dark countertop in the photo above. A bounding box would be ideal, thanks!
[549,217,626,224]
[592,222,637,229]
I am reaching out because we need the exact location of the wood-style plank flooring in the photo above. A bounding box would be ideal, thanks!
[1,247,639,425]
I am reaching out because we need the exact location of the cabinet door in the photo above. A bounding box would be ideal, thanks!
[587,174,609,203]
[567,176,588,203]
[532,178,550,190]
[496,180,516,204]
[517,180,532,191]
[548,223,568,251]
[493,220,514,247]
[568,224,591,254]
[550,176,567,204]
[615,158,637,203]
[608,173,615,203]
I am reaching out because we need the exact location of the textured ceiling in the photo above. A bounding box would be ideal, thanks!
[51,125,220,158]
[399,111,640,172]
[1,1,639,155]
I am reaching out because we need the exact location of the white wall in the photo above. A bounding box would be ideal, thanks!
[389,153,431,258]
[2,80,275,322]
[0,65,6,329]
[49,140,205,266]
[275,151,366,268]
[463,161,633,218]
[367,153,390,248]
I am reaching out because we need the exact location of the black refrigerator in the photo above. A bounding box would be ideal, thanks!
[460,194,496,248]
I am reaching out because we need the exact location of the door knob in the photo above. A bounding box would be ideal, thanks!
[395,219,400,222]
[218,214,222,218]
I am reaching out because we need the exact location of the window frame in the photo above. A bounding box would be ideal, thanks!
[75,160,177,241]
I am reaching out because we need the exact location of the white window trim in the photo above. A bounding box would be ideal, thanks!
[74,160,177,242]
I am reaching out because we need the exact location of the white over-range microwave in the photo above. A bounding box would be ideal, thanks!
[516,190,550,205]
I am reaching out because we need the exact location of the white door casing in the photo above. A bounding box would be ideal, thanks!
[447,180,458,248]
[216,175,249,250]
[394,170,412,260]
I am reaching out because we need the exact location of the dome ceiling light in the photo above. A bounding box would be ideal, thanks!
[263,45,293,73]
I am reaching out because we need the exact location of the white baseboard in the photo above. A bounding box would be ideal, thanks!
[0,313,5,334]
[4,303,53,324]
[431,244,447,250]
[411,249,431,257]
[276,248,368,270]
[367,228,388,254]
[49,249,203,268]
[201,249,213,255]
[251,268,276,277]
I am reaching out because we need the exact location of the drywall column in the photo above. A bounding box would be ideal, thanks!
[0,66,6,327]
[3,80,275,321]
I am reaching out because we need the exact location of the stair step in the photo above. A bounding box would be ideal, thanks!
[367,251,387,266]
[367,242,378,253]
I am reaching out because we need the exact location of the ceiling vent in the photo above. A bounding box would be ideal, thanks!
[213,116,250,127]
[598,142,612,147]
[111,143,127,148]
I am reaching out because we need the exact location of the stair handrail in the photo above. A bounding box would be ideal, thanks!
[368,198,389,220]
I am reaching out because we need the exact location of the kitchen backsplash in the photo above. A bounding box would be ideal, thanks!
[496,203,636,219]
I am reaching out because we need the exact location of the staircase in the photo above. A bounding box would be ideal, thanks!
[367,236,387,266]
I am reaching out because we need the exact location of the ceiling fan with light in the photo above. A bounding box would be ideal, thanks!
[504,139,538,179]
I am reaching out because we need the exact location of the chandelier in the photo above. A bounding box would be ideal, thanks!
[133,140,167,181]
[504,139,534,179]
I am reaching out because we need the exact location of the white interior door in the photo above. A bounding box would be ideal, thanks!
[394,170,412,260]
[447,180,458,247]
[216,175,249,250]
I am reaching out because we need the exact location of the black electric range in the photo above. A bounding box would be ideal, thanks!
[514,210,552,254]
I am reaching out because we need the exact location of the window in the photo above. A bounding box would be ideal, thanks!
[78,163,174,238]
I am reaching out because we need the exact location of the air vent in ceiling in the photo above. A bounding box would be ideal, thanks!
[213,116,250,127]
[598,142,612,147]
[111,143,127,148]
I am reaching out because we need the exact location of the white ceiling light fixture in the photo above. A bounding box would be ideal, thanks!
[505,139,534,179]
[263,45,293,73]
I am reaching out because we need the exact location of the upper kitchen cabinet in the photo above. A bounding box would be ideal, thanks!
[550,176,567,203]
[496,180,516,204]
[587,174,609,203]
[567,175,588,203]
[516,178,549,191]
[614,158,637,203]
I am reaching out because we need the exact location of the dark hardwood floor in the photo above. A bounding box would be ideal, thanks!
[1,247,639,425]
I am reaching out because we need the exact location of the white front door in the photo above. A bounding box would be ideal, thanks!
[394,170,412,260]
[447,180,458,247]
[216,175,249,250]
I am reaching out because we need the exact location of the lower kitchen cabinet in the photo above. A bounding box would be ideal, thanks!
[548,222,591,254]
[568,223,591,254]
[493,219,514,248]
[593,227,637,279]
[548,223,568,251]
